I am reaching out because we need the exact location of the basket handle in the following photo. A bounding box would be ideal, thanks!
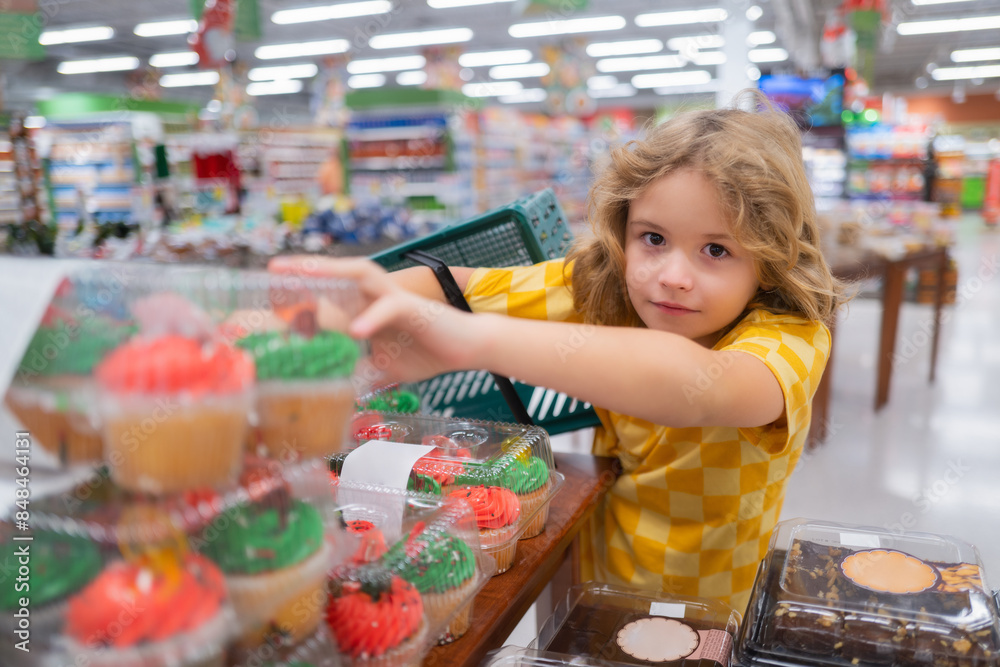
[403,249,535,426]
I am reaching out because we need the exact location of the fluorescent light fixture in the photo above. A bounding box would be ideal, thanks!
[499,88,547,104]
[587,39,662,57]
[40,26,114,45]
[587,75,620,90]
[589,83,636,98]
[160,71,221,87]
[489,62,550,79]
[429,0,516,6]
[509,15,626,38]
[666,35,725,50]
[396,70,427,86]
[255,39,350,59]
[931,64,1000,80]
[691,51,726,65]
[632,70,712,88]
[748,30,776,46]
[369,27,473,49]
[898,15,1000,35]
[248,64,319,81]
[348,55,426,74]
[272,1,392,25]
[746,5,763,20]
[462,81,523,97]
[57,56,140,75]
[247,80,304,96]
[951,47,1000,62]
[458,49,532,67]
[149,51,199,68]
[348,73,387,88]
[635,9,727,27]
[134,19,197,37]
[597,55,685,73]
[748,47,789,63]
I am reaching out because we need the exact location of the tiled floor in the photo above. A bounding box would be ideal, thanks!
[509,213,1000,647]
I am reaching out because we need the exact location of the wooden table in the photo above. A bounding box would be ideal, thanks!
[423,452,618,667]
[809,242,950,446]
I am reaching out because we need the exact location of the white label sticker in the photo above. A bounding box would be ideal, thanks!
[840,532,881,549]
[649,602,686,618]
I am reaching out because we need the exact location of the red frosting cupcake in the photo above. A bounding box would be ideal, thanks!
[447,486,521,574]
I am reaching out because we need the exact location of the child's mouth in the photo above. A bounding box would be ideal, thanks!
[653,302,697,315]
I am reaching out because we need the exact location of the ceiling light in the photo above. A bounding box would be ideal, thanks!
[458,49,532,67]
[499,88,547,104]
[429,0,516,6]
[489,62,550,79]
[951,47,1000,62]
[666,35,725,51]
[348,55,427,74]
[509,16,626,38]
[134,19,197,37]
[748,31,776,46]
[931,64,1000,80]
[272,1,392,25]
[597,55,685,73]
[348,74,387,88]
[746,5,763,20]
[247,80,305,96]
[248,64,319,81]
[462,81,523,97]
[149,52,199,68]
[40,26,114,45]
[749,48,789,63]
[255,39,350,59]
[897,15,1000,35]
[587,75,620,90]
[635,9,727,27]
[747,66,761,80]
[57,56,140,75]
[631,70,712,88]
[589,83,637,98]
[587,39,663,57]
[369,27,473,49]
[396,70,427,86]
[160,71,220,87]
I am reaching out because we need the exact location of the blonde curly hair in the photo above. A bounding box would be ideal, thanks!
[567,90,844,329]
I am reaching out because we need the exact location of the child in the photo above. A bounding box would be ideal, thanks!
[271,92,843,613]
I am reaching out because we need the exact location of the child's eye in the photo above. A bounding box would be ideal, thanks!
[704,243,729,259]
[642,232,665,246]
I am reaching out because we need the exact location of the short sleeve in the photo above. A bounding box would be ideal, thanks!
[463,259,582,323]
[720,312,831,455]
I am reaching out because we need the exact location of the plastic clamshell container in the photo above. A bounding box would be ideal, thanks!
[327,481,495,650]
[343,411,564,574]
[736,518,1000,667]
[483,646,623,666]
[532,582,739,667]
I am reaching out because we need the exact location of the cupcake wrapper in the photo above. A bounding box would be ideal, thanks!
[6,381,103,465]
[480,524,519,575]
[254,380,355,460]
[517,482,553,540]
[224,541,333,646]
[421,576,479,645]
[338,617,429,667]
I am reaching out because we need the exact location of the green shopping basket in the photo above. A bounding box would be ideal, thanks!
[370,188,602,435]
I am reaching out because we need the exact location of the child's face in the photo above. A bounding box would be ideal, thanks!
[624,170,759,347]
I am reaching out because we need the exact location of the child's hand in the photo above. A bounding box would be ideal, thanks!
[269,256,484,384]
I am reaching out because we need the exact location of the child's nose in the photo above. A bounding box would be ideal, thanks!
[657,252,695,291]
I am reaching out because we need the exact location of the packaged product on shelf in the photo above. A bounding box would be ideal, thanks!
[338,412,563,574]
[531,582,739,667]
[736,518,1000,667]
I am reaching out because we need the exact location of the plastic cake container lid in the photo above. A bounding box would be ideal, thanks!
[531,582,739,667]
[483,646,624,666]
[736,518,1000,667]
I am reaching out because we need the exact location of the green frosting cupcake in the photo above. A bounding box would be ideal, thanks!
[0,532,102,609]
[199,499,324,575]
[17,317,134,377]
[502,457,551,495]
[385,530,476,594]
[360,390,421,414]
[236,331,360,381]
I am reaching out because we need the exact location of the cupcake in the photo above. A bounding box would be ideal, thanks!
[96,334,254,494]
[62,553,232,667]
[384,525,479,644]
[197,488,331,650]
[6,311,133,465]
[447,485,520,574]
[237,329,360,460]
[500,456,552,539]
[326,568,428,667]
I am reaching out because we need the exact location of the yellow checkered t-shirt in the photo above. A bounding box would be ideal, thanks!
[464,259,831,614]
